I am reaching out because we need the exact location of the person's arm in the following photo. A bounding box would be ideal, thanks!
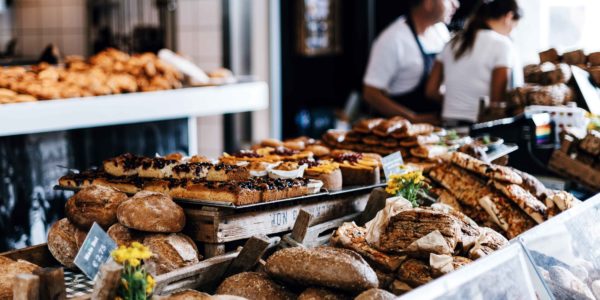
[363,85,439,123]
[425,61,444,103]
[490,67,510,103]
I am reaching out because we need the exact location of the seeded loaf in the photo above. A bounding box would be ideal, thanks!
[216,272,296,300]
[47,218,87,268]
[117,191,185,233]
[143,233,202,275]
[265,247,378,293]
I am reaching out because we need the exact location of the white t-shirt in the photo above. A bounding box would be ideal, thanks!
[364,16,450,95]
[439,30,523,122]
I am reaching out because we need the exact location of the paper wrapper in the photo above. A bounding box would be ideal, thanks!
[405,230,454,257]
[365,196,413,247]
[429,253,454,277]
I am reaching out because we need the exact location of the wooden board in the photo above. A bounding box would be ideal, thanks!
[184,191,369,243]
[1,244,58,267]
[549,150,600,191]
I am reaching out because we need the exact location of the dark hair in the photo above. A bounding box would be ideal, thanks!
[451,0,522,60]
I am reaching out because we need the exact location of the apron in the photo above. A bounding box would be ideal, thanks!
[389,16,441,114]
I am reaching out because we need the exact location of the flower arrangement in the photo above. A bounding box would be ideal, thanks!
[385,170,426,207]
[111,242,155,300]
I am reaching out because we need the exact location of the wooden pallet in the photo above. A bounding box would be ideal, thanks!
[183,190,371,257]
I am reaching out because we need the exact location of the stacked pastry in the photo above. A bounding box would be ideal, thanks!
[428,152,578,239]
[322,117,452,160]
[329,205,508,297]
[47,185,202,275]
[59,152,324,205]
[0,48,183,102]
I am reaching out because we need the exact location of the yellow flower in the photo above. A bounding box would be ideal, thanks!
[128,258,141,267]
[146,275,155,294]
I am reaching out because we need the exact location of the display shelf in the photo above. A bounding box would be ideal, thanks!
[0,81,269,137]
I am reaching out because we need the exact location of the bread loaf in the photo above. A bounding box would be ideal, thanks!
[563,50,587,65]
[47,218,87,268]
[216,272,296,300]
[539,48,560,63]
[396,258,433,287]
[354,289,396,300]
[298,288,349,300]
[117,191,185,233]
[65,185,128,229]
[0,259,41,299]
[265,247,378,292]
[107,223,145,246]
[143,233,202,275]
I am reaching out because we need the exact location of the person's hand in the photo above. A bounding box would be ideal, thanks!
[410,113,441,125]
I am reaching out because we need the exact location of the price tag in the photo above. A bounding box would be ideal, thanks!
[382,151,405,180]
[74,223,117,280]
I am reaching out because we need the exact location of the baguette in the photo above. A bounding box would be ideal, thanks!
[492,181,547,224]
[265,247,379,292]
[450,152,522,184]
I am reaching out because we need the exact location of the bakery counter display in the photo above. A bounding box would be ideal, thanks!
[58,147,384,207]
[549,129,600,191]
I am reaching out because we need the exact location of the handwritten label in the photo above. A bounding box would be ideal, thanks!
[74,223,117,280]
[382,151,405,179]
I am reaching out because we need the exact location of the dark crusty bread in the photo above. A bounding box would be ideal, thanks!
[107,223,145,246]
[297,287,349,300]
[65,185,128,229]
[155,289,213,300]
[265,247,378,293]
[0,259,41,299]
[143,233,201,275]
[47,218,87,268]
[117,191,185,233]
[397,259,433,288]
[216,272,296,300]
[354,289,396,300]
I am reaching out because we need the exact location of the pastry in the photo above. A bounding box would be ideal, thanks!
[353,118,385,134]
[304,160,343,191]
[450,152,523,184]
[492,181,547,224]
[410,145,448,159]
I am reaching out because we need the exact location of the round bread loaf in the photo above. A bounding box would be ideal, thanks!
[143,233,201,275]
[298,287,348,300]
[157,290,247,300]
[355,289,396,300]
[47,218,87,268]
[107,223,145,246]
[65,185,128,229]
[216,272,295,300]
[265,247,378,293]
[117,191,185,233]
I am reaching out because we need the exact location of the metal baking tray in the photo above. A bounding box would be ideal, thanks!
[54,181,386,210]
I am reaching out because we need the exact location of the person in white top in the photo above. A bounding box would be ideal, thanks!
[363,0,459,123]
[426,0,523,124]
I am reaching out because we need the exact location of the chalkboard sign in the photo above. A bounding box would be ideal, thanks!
[382,151,405,180]
[0,119,189,252]
[74,223,117,280]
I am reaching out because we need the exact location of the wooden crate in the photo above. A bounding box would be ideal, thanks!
[183,190,370,256]
[549,150,600,191]
[1,243,59,267]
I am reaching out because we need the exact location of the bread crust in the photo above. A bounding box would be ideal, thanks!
[117,191,185,233]
[65,185,128,229]
[216,272,296,300]
[143,233,202,275]
[47,218,87,268]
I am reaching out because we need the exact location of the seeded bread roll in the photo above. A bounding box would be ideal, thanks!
[117,191,185,233]
[298,287,349,300]
[265,247,379,293]
[216,272,296,300]
[47,218,88,268]
[143,233,202,275]
[107,223,145,246]
[65,185,128,229]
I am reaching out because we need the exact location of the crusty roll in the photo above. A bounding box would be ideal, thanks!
[47,218,88,268]
[143,233,202,275]
[216,272,296,300]
[355,289,396,300]
[117,191,185,233]
[298,287,349,300]
[107,223,145,246]
[65,185,128,229]
[265,247,379,293]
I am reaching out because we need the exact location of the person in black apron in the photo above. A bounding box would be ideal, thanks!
[362,0,459,123]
